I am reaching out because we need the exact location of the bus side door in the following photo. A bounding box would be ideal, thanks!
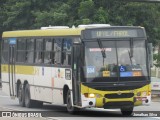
[8,38,16,98]
[72,44,82,106]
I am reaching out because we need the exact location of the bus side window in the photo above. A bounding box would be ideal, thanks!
[1,39,9,63]
[54,38,62,65]
[35,38,44,64]
[26,38,34,63]
[62,38,72,66]
[16,38,26,63]
[44,38,54,64]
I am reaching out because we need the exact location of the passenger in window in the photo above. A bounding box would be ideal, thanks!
[119,51,130,65]
[35,58,42,63]
[44,58,51,64]
[44,53,51,64]
[38,59,42,63]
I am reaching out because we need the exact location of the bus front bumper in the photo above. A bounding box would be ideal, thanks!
[81,94,151,108]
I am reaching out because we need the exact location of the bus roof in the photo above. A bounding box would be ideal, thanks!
[2,26,145,38]
[2,28,84,38]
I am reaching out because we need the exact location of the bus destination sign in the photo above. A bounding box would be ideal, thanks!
[94,30,136,38]
[82,28,145,39]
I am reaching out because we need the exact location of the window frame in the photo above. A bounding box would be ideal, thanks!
[44,38,54,64]
[1,39,9,63]
[34,38,44,64]
[26,38,35,64]
[16,38,27,63]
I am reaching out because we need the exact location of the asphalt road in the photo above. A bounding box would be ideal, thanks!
[0,88,160,120]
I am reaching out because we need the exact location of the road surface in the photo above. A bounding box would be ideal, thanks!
[0,88,160,120]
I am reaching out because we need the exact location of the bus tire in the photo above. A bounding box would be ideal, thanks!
[121,107,133,116]
[18,84,25,107]
[24,84,34,108]
[66,90,78,114]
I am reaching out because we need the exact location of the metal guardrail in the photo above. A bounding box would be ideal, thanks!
[152,90,160,95]
[151,77,160,94]
[0,79,1,88]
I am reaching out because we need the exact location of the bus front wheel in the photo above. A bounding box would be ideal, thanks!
[66,90,78,114]
[120,107,133,116]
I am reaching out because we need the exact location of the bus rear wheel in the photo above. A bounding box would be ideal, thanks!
[121,107,133,116]
[18,84,25,107]
[24,84,35,108]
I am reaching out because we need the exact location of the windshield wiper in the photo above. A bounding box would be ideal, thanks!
[97,39,106,66]
[128,50,133,65]
[97,39,106,58]
[128,39,133,65]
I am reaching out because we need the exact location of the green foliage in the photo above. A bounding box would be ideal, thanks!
[153,53,160,68]
[78,0,95,19]
[0,0,160,44]
[93,7,109,23]
[2,1,32,30]
[32,3,70,28]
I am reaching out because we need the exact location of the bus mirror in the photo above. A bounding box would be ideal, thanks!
[148,43,153,67]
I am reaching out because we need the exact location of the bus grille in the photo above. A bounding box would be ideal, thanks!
[103,101,134,109]
[104,93,134,99]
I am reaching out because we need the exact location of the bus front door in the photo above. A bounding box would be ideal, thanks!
[72,44,81,106]
[8,41,16,99]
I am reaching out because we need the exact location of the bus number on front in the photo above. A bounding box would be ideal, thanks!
[87,66,95,74]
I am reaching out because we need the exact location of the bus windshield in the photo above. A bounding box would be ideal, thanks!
[83,39,148,82]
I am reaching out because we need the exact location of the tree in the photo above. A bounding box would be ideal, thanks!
[0,0,7,34]
[32,2,70,28]
[93,7,109,23]
[0,0,160,42]
[77,0,95,24]
[3,0,32,30]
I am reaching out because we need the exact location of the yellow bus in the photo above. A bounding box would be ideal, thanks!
[1,24,152,116]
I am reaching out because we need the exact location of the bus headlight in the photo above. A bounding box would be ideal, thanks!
[89,94,95,98]
[148,91,151,96]
[84,93,102,98]
[136,91,147,97]
[84,93,95,98]
[142,91,147,97]
[137,92,141,96]
[95,94,102,98]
